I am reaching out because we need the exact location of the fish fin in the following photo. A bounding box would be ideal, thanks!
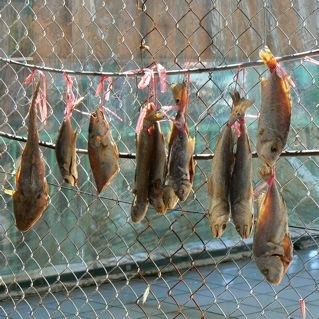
[111,141,119,158]
[282,233,293,267]
[230,90,241,105]
[188,136,196,183]
[72,128,78,141]
[2,186,14,196]
[229,91,253,124]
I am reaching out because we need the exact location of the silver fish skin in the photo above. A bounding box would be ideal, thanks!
[253,166,293,285]
[55,117,78,186]
[13,81,49,231]
[230,121,254,239]
[208,125,234,238]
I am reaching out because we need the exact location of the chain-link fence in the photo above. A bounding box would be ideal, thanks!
[0,0,319,318]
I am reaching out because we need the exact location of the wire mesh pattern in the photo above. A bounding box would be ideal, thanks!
[0,0,319,318]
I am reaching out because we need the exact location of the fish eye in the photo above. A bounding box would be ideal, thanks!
[176,99,180,103]
[262,269,269,276]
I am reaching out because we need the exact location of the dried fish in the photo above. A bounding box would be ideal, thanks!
[88,108,119,194]
[55,117,78,186]
[208,125,234,238]
[13,81,49,231]
[229,91,254,238]
[149,122,167,214]
[256,46,292,167]
[131,103,164,222]
[253,166,293,285]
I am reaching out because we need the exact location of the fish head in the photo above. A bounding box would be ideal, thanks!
[255,255,285,285]
[131,199,148,223]
[163,186,179,210]
[257,139,283,167]
[209,214,229,238]
[150,198,167,214]
[176,182,192,202]
[233,210,254,239]
[228,91,253,125]
[89,108,109,135]
[13,189,49,232]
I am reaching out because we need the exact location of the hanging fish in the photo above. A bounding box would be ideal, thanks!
[131,103,164,222]
[164,83,195,207]
[256,46,292,167]
[148,121,167,214]
[165,111,195,202]
[55,117,78,186]
[55,73,78,186]
[253,166,293,285]
[229,91,254,239]
[88,107,119,194]
[13,81,49,231]
[208,124,234,238]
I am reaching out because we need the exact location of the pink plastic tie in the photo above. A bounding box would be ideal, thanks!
[23,70,47,123]
[138,68,154,89]
[156,63,167,93]
[299,298,306,319]
[135,106,147,135]
[63,72,75,119]
[95,75,113,102]
[104,107,123,122]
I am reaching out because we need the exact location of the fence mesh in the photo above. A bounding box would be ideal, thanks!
[0,0,319,318]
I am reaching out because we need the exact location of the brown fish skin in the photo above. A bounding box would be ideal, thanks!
[253,166,293,285]
[208,125,234,238]
[13,81,49,231]
[131,104,164,222]
[230,120,254,239]
[55,117,78,186]
[165,111,195,202]
[88,108,119,194]
[165,82,195,204]
[149,122,167,214]
[256,47,292,167]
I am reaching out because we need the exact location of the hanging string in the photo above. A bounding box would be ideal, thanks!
[1,49,318,77]
[23,69,48,123]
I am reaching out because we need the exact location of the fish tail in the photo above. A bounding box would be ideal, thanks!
[28,80,41,140]
[259,46,277,72]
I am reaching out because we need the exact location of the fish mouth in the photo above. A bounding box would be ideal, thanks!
[211,223,227,238]
[235,223,252,239]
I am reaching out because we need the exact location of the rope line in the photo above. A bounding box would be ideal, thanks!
[1,130,318,159]
[1,48,318,77]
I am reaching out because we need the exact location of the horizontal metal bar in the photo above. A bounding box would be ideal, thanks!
[0,48,318,77]
[1,131,318,159]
